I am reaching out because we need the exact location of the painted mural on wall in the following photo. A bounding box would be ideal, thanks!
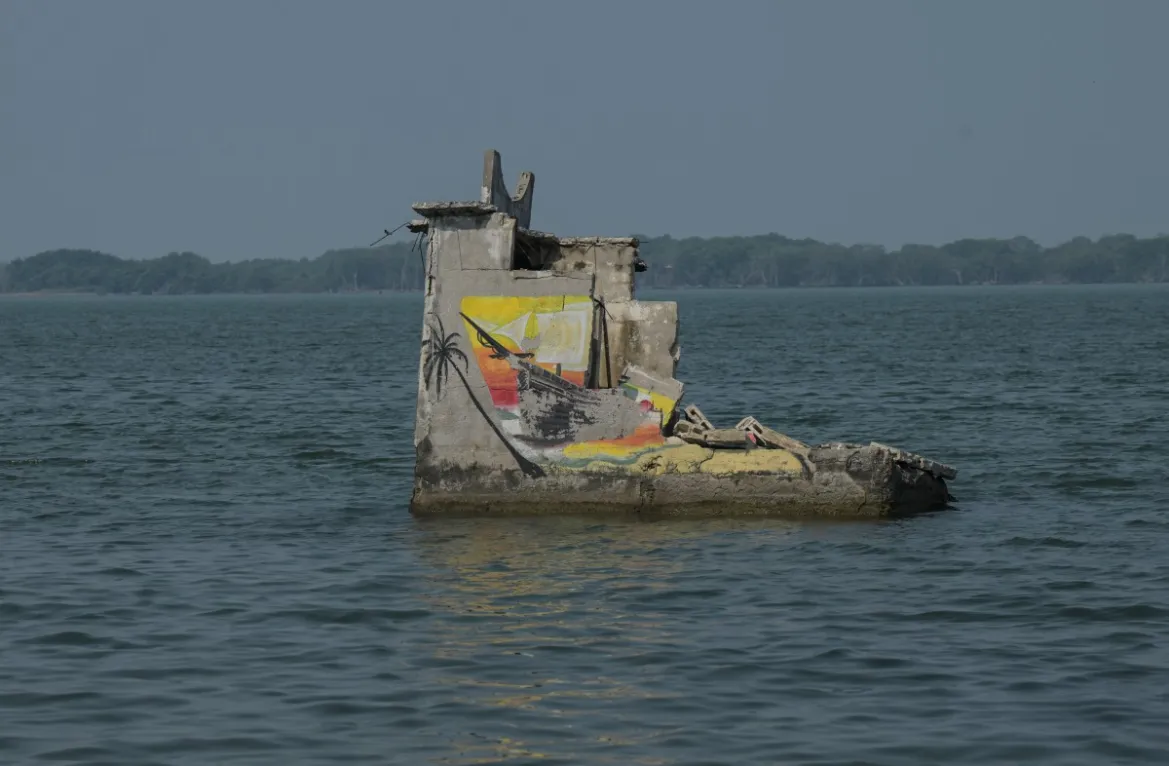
[421,314,546,478]
[451,295,678,470]
[421,296,805,480]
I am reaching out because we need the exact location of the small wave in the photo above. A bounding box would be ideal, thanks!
[1126,517,1169,529]
[0,691,104,708]
[1004,535,1089,549]
[18,630,103,647]
[196,606,248,617]
[99,666,217,681]
[31,746,115,762]
[1042,579,1096,591]
[0,602,28,618]
[2,457,95,467]
[1053,474,1140,491]
[292,448,354,460]
[140,736,282,755]
[259,606,431,625]
[97,566,145,577]
[354,457,401,467]
[860,655,910,669]
[298,699,389,717]
[903,609,1008,623]
[15,630,144,651]
[1054,604,1169,621]
[1004,679,1049,693]
[807,647,851,661]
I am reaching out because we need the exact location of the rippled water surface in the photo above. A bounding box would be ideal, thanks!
[3,286,1168,765]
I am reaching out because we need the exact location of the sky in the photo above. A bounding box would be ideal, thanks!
[2,0,1167,262]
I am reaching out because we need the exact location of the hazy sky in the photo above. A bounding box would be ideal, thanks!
[2,0,1167,262]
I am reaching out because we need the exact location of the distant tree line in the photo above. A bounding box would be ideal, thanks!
[0,245,426,295]
[634,233,1169,288]
[2,233,1167,294]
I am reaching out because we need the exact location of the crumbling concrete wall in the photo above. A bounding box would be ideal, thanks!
[608,300,680,382]
[411,152,687,505]
[514,235,679,387]
[481,150,534,229]
[409,149,954,518]
[414,209,595,480]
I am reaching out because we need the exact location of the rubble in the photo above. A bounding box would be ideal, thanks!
[735,416,810,454]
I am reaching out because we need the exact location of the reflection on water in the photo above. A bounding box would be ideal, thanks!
[411,517,800,763]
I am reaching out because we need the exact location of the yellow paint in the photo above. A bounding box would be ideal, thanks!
[560,431,665,461]
[645,389,679,423]
[559,459,633,475]
[557,443,804,477]
[618,381,680,425]
[460,295,589,326]
[633,444,712,475]
[700,449,803,475]
[554,444,709,474]
[563,444,631,461]
[461,295,593,372]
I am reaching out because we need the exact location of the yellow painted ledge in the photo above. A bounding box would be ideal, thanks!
[556,444,804,477]
[633,444,712,475]
[699,449,803,475]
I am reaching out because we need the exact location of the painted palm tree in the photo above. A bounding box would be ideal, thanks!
[422,315,545,478]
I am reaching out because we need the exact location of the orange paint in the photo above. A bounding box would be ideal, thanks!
[578,423,666,452]
[469,340,588,406]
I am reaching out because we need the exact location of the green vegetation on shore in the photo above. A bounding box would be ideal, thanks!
[3,233,1167,294]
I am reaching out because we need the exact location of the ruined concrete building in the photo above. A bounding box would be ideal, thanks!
[408,150,956,517]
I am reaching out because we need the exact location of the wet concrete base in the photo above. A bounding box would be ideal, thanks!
[410,443,953,520]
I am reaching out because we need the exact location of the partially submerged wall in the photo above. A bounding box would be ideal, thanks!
[409,150,955,517]
[411,151,693,509]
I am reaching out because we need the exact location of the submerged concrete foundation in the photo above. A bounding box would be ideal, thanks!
[409,150,956,518]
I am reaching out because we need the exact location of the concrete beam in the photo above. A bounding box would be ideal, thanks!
[481,150,534,229]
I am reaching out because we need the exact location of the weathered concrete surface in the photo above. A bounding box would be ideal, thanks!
[608,300,680,382]
[736,416,810,454]
[411,441,951,518]
[482,150,534,229]
[408,149,957,519]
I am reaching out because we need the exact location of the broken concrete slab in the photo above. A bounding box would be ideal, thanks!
[608,301,681,382]
[863,442,956,481]
[697,428,754,449]
[735,416,810,454]
[620,365,683,402]
[673,422,751,450]
[683,404,715,432]
[672,419,706,442]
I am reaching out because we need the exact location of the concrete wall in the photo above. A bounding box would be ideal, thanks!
[410,153,689,510]
[408,150,954,517]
